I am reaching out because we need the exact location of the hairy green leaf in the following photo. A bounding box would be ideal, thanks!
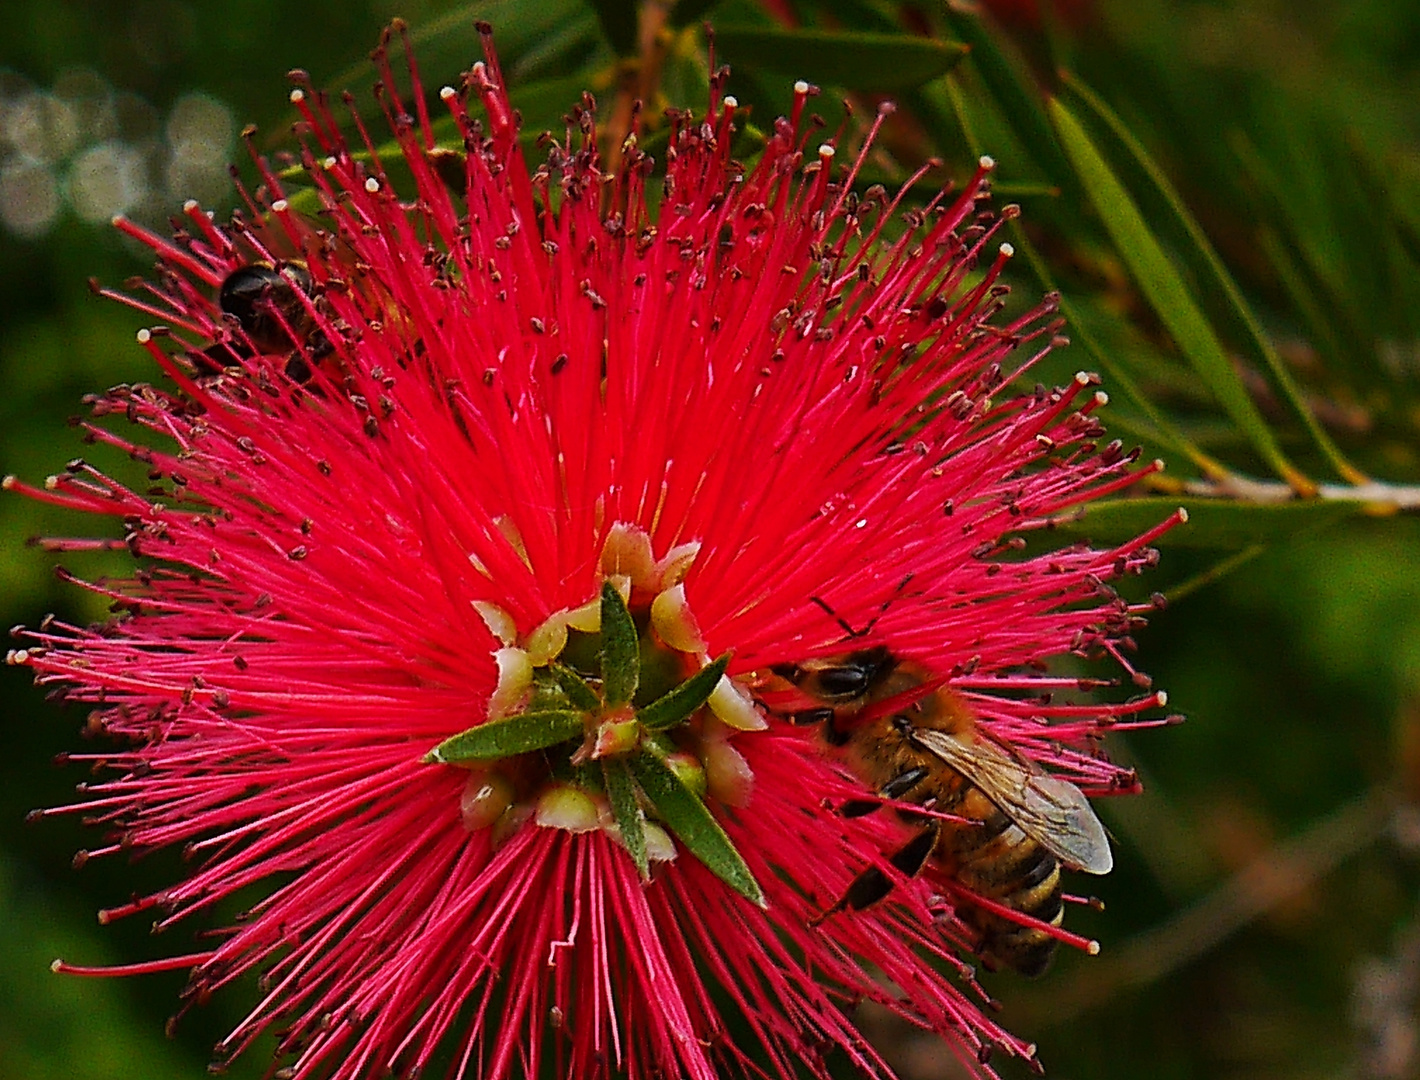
[548,663,601,712]
[631,750,765,907]
[600,581,639,707]
[604,758,648,879]
[638,653,732,731]
[424,709,583,764]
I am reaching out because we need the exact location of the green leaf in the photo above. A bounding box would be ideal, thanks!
[1164,545,1267,604]
[588,0,637,57]
[630,750,765,907]
[942,7,1076,192]
[1048,98,1307,491]
[318,0,591,105]
[1231,132,1381,383]
[599,581,639,707]
[424,709,583,764]
[603,758,648,879]
[1059,74,1364,485]
[1008,222,1227,479]
[548,663,601,712]
[1055,496,1361,550]
[713,28,968,92]
[638,653,732,731]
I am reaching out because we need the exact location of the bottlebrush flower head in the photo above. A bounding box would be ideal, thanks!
[7,22,1179,1080]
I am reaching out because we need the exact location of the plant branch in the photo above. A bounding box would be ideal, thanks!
[1152,473,1420,512]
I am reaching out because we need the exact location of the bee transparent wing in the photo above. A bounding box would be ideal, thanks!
[910,728,1113,875]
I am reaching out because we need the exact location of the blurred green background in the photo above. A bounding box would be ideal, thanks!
[3,1,1420,1078]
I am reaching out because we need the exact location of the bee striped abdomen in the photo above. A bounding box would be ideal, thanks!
[929,783,1067,974]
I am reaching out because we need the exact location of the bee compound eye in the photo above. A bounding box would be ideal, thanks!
[815,664,873,699]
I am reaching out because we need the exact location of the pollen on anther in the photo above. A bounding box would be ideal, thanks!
[289,89,305,104]
[1,475,15,491]
[999,243,1014,258]
[365,177,381,193]
[1177,506,1190,523]
[136,329,152,344]
[723,95,738,110]
[818,144,836,159]
[323,156,338,169]
[1155,690,1169,707]
[1073,371,1091,385]
[182,199,198,212]
[1086,939,1101,956]
[271,199,289,213]
[1094,391,1110,407]
[979,154,996,170]
[439,86,456,101]
[793,80,810,94]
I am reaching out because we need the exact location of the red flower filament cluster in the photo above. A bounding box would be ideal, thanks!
[7,24,1179,1080]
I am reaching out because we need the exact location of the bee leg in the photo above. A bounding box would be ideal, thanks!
[194,339,252,375]
[283,329,334,384]
[840,765,930,818]
[812,822,940,925]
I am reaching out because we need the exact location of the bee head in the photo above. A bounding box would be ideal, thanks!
[791,646,895,705]
[218,261,314,353]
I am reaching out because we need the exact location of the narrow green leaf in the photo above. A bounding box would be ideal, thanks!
[1059,73,1364,485]
[1231,130,1382,383]
[638,653,732,731]
[319,0,590,105]
[713,28,968,92]
[424,709,583,765]
[942,7,1076,192]
[599,581,639,707]
[1165,545,1267,604]
[1255,225,1360,385]
[1049,98,1306,491]
[604,759,649,879]
[1055,496,1359,550]
[630,751,765,907]
[548,663,601,713]
[588,0,637,57]
[1008,221,1227,479]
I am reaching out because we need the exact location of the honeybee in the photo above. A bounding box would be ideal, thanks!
[202,261,329,381]
[761,646,1111,976]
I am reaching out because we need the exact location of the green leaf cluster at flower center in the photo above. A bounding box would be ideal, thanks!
[423,534,764,906]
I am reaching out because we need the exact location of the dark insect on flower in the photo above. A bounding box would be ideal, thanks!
[5,21,1179,1080]
[755,646,1113,977]
[200,260,331,382]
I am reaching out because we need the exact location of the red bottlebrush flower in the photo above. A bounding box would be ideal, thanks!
[6,24,1179,1080]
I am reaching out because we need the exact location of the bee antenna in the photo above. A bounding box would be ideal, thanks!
[812,573,916,639]
[809,595,863,639]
